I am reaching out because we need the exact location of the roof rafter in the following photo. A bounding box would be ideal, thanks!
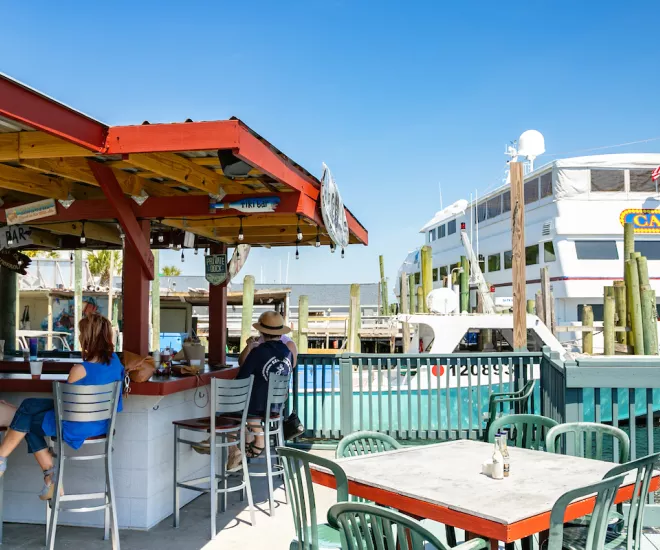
[30,221,120,244]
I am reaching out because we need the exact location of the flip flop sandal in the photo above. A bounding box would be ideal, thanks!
[246,442,266,459]
[39,468,64,501]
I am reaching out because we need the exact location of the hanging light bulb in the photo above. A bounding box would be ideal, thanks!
[238,217,244,242]
[158,233,164,243]
[330,243,336,253]
[168,228,174,249]
[80,221,86,245]
[150,235,153,245]
[341,248,345,259]
[70,251,74,261]
[6,232,13,246]
[295,242,299,260]
[315,226,321,248]
[296,215,302,241]
[194,247,199,255]
[181,250,185,263]
[204,247,209,257]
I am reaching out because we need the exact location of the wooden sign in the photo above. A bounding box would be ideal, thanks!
[205,254,227,286]
[211,196,280,213]
[0,225,33,249]
[0,249,31,275]
[320,163,349,249]
[5,199,57,225]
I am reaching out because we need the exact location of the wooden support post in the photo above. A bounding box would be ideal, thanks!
[400,273,411,352]
[208,243,228,365]
[122,220,151,356]
[379,255,389,315]
[74,250,83,351]
[535,291,544,324]
[626,258,644,355]
[623,223,635,348]
[298,295,309,353]
[47,294,53,350]
[613,280,626,345]
[460,255,469,313]
[603,295,615,356]
[421,246,433,313]
[151,250,160,352]
[408,274,416,315]
[0,267,18,352]
[550,291,557,336]
[416,286,424,313]
[240,274,255,352]
[640,284,658,355]
[540,267,551,327]
[582,305,594,355]
[348,284,361,353]
[526,299,535,314]
[510,162,526,350]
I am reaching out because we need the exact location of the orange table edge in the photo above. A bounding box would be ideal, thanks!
[311,469,660,543]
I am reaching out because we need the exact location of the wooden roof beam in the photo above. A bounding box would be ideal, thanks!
[0,132,94,161]
[0,163,71,200]
[30,221,120,244]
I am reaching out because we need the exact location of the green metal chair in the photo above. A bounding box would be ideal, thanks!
[278,447,348,549]
[336,431,402,459]
[483,380,536,440]
[545,422,630,464]
[487,414,559,451]
[327,502,488,550]
[544,475,627,550]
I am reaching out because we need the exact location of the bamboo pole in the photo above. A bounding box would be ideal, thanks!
[298,295,309,353]
[240,275,255,352]
[460,255,469,313]
[416,286,424,313]
[510,162,526,350]
[379,255,389,315]
[421,246,433,314]
[582,305,594,355]
[603,295,615,355]
[626,259,644,354]
[408,274,416,316]
[527,300,535,314]
[613,280,626,345]
[640,284,657,355]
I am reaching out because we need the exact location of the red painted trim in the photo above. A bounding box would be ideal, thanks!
[0,75,106,151]
[491,275,660,289]
[0,366,239,396]
[88,161,154,279]
[311,469,659,543]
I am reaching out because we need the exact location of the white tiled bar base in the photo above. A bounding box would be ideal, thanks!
[1,385,212,529]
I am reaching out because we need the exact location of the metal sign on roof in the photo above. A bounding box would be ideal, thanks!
[320,163,349,249]
[205,254,227,286]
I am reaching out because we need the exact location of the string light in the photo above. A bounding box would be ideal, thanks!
[341,248,345,259]
[168,228,174,249]
[181,250,185,263]
[296,215,302,241]
[330,243,336,253]
[194,247,199,255]
[295,242,299,260]
[157,218,164,243]
[238,217,244,241]
[315,226,321,248]
[80,221,86,245]
[6,233,13,246]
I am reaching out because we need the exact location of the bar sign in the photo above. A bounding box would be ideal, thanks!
[205,254,227,286]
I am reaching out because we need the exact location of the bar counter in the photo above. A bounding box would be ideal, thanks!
[0,359,240,530]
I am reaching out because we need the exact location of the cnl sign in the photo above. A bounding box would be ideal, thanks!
[620,209,660,233]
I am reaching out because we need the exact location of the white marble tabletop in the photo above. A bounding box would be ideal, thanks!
[329,439,641,526]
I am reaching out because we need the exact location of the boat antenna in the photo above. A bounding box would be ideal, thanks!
[438,183,443,210]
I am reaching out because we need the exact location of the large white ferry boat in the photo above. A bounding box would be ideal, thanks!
[398,152,660,352]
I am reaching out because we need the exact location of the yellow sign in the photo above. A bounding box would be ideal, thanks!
[620,209,660,233]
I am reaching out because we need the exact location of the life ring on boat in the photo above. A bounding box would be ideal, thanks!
[431,365,445,377]
[419,339,424,353]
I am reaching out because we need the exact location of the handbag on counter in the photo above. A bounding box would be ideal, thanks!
[123,351,156,384]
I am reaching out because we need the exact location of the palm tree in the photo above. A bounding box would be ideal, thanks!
[161,265,181,277]
[24,250,59,259]
[87,250,123,287]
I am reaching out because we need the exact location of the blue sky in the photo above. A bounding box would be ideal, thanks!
[3,1,660,293]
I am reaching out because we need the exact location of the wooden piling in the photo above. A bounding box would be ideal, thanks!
[400,273,411,352]
[582,305,594,355]
[408,274,416,316]
[527,299,535,314]
[510,162,526,350]
[637,255,650,287]
[240,274,255,352]
[613,280,626,345]
[416,286,424,313]
[626,259,644,354]
[541,267,551,327]
[421,246,433,313]
[347,284,361,352]
[460,255,469,313]
[640,284,658,355]
[74,250,83,351]
[535,291,545,323]
[379,255,389,315]
[298,295,309,353]
[603,295,615,355]
[623,222,635,348]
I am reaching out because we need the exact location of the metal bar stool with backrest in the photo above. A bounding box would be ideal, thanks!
[248,373,289,516]
[172,375,256,539]
[46,381,122,550]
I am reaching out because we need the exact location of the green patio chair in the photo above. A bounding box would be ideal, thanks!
[336,431,401,459]
[545,422,630,464]
[487,414,559,451]
[278,447,348,549]
[483,380,536,440]
[327,502,487,550]
[544,475,627,550]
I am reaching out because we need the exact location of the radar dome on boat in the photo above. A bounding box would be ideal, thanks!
[427,288,459,315]
[517,130,545,160]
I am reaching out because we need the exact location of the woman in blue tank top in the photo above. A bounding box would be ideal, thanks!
[0,314,124,500]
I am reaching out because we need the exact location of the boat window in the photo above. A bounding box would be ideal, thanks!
[502,190,511,213]
[438,224,446,238]
[575,240,619,260]
[540,172,553,198]
[635,241,660,260]
[414,272,421,284]
[524,178,539,204]
[440,266,448,279]
[478,254,485,273]
[477,202,487,223]
[590,170,624,192]
[504,250,513,269]
[447,219,456,235]
[488,253,501,272]
[630,170,657,193]
[487,196,502,219]
[543,241,556,263]
[430,228,436,241]
[526,244,540,265]
[433,268,439,282]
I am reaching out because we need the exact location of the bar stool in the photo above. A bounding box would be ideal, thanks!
[247,373,289,516]
[0,426,5,545]
[173,375,256,540]
[46,381,122,550]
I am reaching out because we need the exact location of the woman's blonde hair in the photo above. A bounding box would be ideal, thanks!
[78,313,114,364]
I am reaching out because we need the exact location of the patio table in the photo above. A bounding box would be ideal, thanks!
[311,439,660,546]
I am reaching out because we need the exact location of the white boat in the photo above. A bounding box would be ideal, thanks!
[398,151,660,354]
